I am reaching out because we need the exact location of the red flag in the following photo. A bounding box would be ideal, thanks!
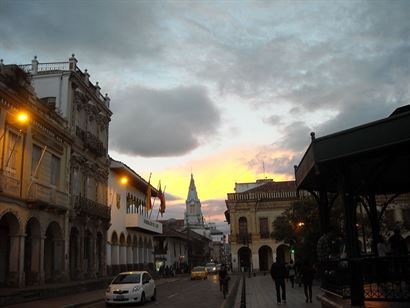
[158,183,166,215]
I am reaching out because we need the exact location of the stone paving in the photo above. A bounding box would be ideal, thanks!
[243,274,321,308]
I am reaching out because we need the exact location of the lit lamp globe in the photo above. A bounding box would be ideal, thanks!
[120,177,128,185]
[17,112,29,124]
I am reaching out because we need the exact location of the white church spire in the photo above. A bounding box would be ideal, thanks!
[187,173,199,203]
[184,173,204,228]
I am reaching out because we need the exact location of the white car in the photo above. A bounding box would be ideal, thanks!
[205,262,217,274]
[105,271,156,306]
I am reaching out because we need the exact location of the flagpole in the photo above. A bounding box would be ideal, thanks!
[27,145,47,195]
[149,180,160,219]
[145,173,152,217]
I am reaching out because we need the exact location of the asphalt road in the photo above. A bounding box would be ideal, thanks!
[85,274,225,308]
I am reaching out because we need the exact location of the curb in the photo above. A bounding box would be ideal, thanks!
[63,298,104,308]
[219,275,241,308]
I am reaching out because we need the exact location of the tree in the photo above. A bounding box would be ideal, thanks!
[272,198,345,263]
[272,199,320,263]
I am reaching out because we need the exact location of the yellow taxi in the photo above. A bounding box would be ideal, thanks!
[191,266,208,280]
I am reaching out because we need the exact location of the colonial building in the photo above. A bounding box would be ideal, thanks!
[153,219,189,272]
[19,55,112,280]
[0,64,72,287]
[107,158,162,276]
[225,179,309,272]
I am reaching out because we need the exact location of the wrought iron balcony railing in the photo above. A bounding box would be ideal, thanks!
[321,256,410,301]
[153,248,167,255]
[237,233,252,245]
[74,195,110,221]
[260,232,270,239]
[76,126,106,157]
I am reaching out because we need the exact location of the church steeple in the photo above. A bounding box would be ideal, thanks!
[187,173,199,203]
[184,173,204,228]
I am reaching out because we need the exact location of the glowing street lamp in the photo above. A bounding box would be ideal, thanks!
[297,222,305,228]
[17,112,29,124]
[120,176,128,185]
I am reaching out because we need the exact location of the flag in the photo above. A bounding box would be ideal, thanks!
[146,174,152,211]
[158,183,166,216]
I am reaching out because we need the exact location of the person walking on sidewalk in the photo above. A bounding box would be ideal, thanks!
[286,259,296,288]
[301,260,315,303]
[270,257,287,304]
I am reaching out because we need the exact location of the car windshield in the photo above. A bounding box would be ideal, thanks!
[193,267,205,272]
[112,274,141,284]
[206,263,216,267]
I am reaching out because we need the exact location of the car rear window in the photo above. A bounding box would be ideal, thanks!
[112,274,141,284]
[206,263,216,267]
[193,266,205,272]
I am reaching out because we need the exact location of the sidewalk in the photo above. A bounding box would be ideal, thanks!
[5,276,186,308]
[237,274,321,308]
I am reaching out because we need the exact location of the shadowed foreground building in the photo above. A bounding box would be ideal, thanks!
[19,55,113,281]
[0,64,72,287]
[295,105,410,306]
[225,179,310,272]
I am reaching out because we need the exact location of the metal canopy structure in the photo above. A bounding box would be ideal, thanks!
[296,107,410,195]
[295,106,410,306]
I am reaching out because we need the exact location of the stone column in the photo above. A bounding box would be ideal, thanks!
[39,236,45,283]
[8,235,25,287]
[106,243,111,276]
[90,237,96,278]
[77,235,84,279]
[30,236,41,285]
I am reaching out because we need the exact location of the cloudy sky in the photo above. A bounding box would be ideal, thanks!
[1,0,409,231]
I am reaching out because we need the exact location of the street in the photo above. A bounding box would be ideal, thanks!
[85,274,224,308]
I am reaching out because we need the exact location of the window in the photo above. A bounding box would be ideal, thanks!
[6,131,18,169]
[259,218,269,238]
[31,145,42,175]
[50,155,60,186]
[239,217,248,235]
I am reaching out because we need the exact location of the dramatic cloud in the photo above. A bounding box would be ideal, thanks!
[0,1,165,65]
[110,85,220,157]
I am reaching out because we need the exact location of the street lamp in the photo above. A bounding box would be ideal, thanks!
[297,222,305,228]
[3,111,30,169]
[120,176,128,185]
[17,112,29,124]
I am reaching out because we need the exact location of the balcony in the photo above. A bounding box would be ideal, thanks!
[74,195,110,221]
[0,171,21,197]
[76,126,106,157]
[236,233,252,245]
[153,247,167,255]
[125,213,162,234]
[27,181,69,210]
[260,232,270,239]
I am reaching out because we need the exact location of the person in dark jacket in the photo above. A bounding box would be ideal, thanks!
[219,264,229,292]
[270,257,287,304]
[301,260,315,303]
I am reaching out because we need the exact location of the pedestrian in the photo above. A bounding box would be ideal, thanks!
[301,260,315,303]
[270,257,287,304]
[218,264,229,292]
[287,259,296,288]
[377,236,388,257]
[388,228,408,256]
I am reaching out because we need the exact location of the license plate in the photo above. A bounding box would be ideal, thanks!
[115,295,124,300]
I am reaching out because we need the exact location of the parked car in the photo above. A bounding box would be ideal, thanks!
[205,262,217,274]
[106,271,156,306]
[191,266,208,280]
